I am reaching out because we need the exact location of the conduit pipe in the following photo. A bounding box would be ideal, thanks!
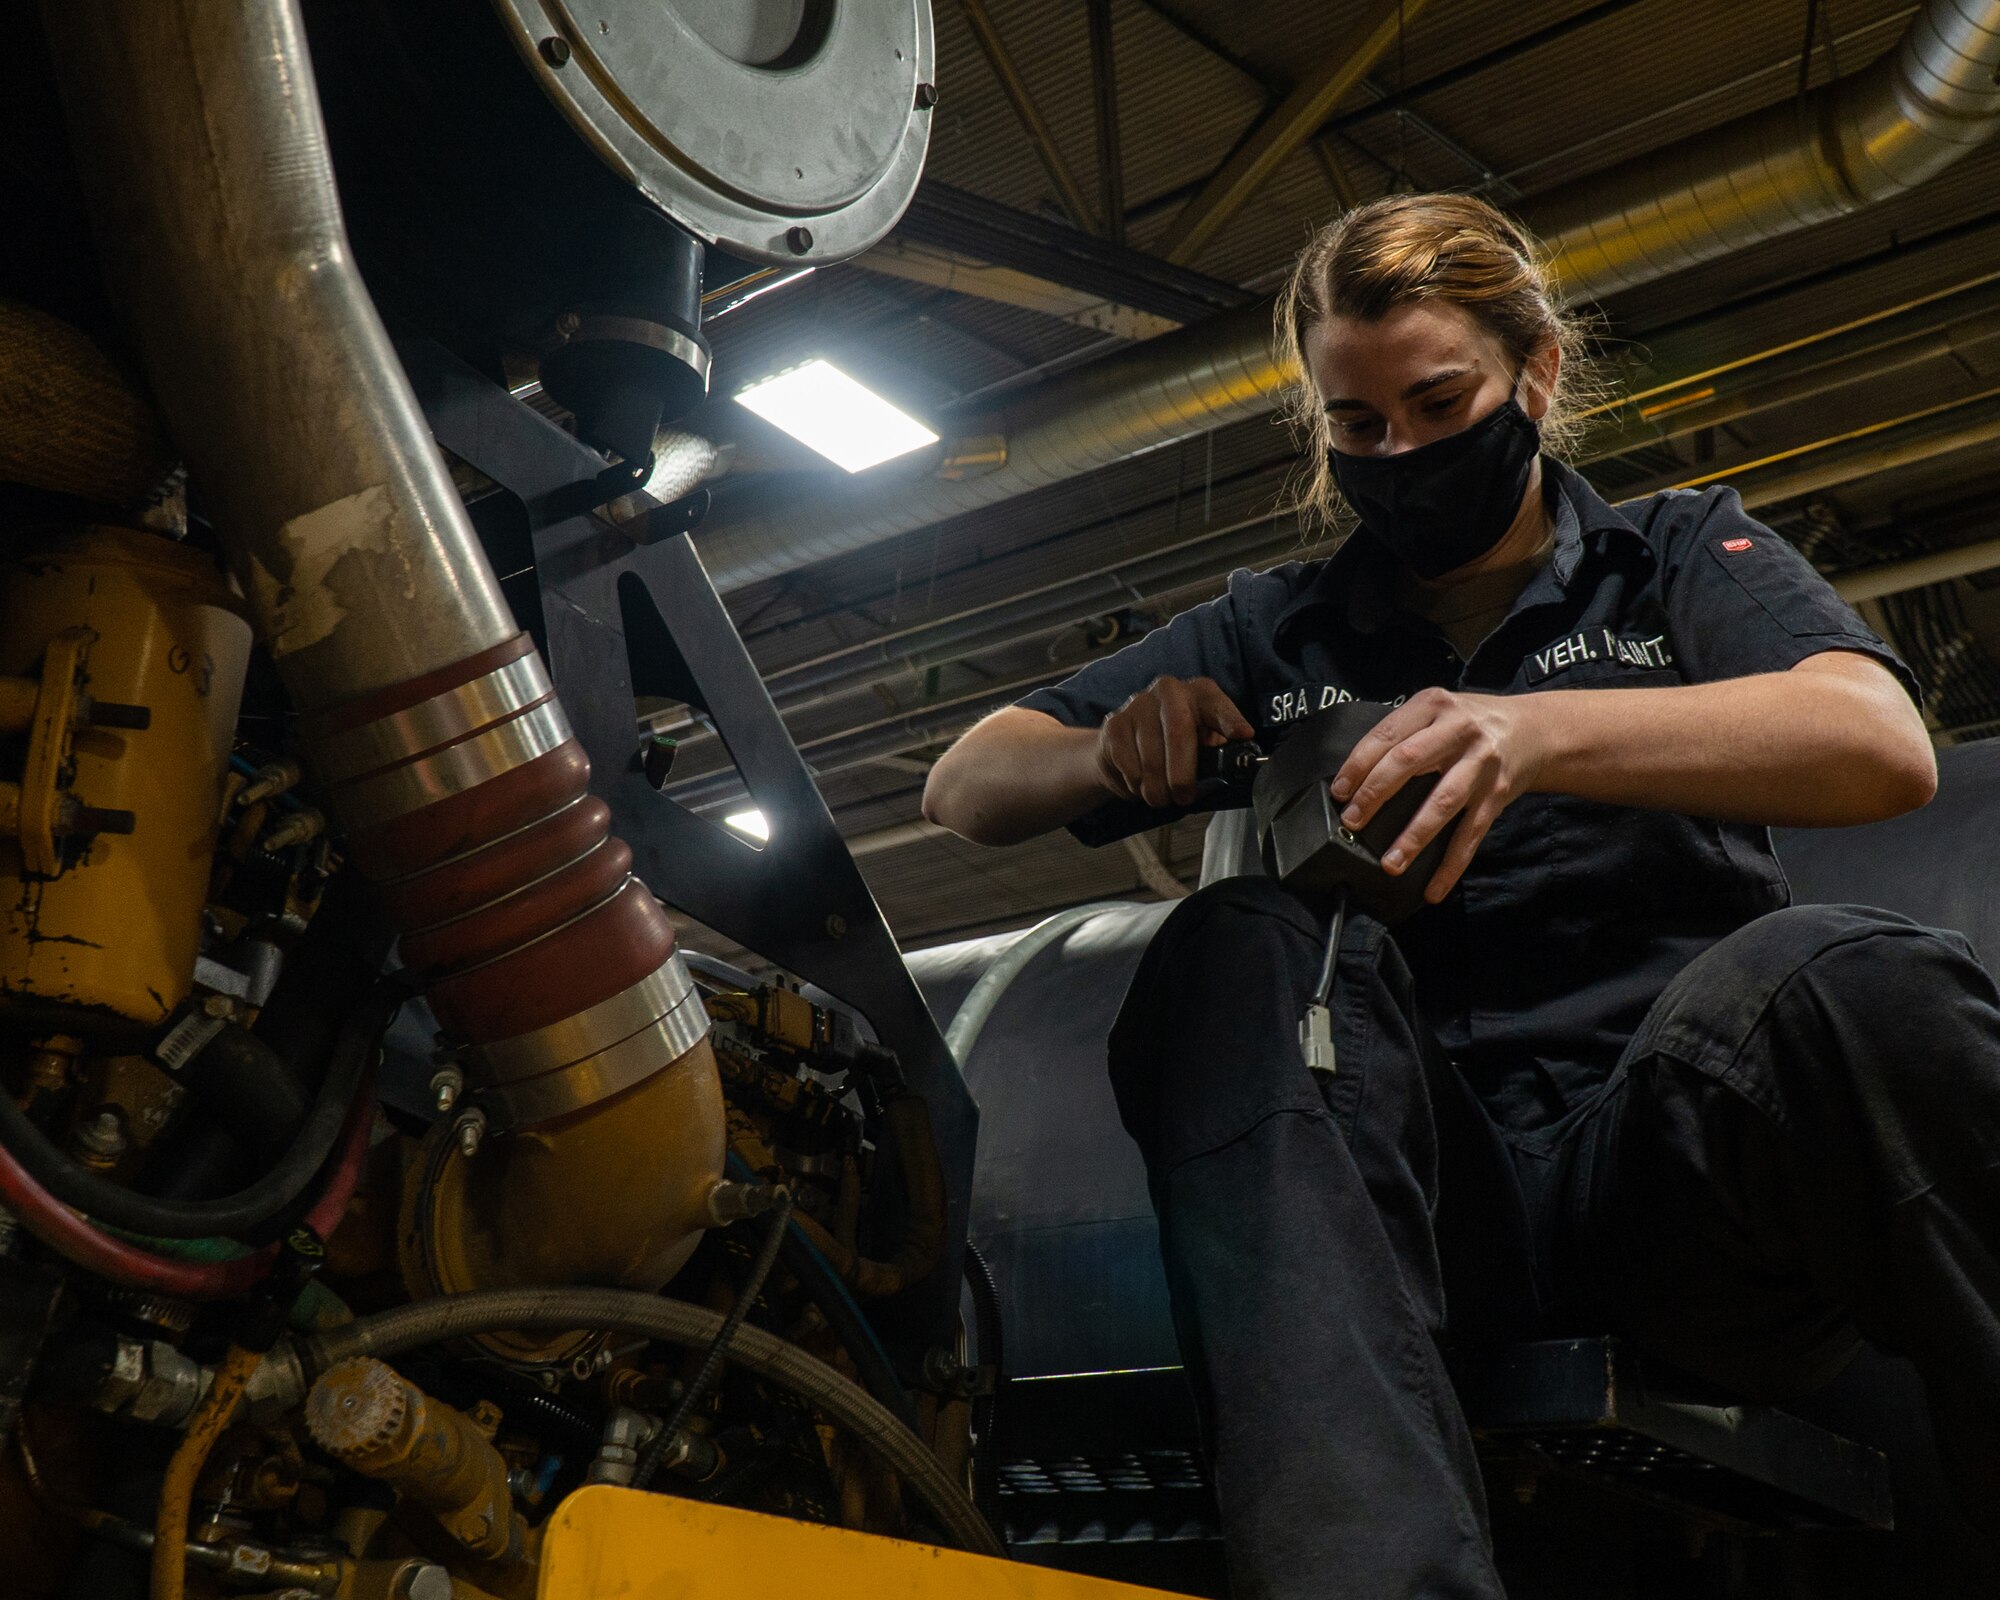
[657,509,1308,757]
[1835,536,2000,603]
[1583,283,2000,460]
[1618,389,2000,509]
[692,0,2000,596]
[670,663,1079,812]
[41,0,723,1302]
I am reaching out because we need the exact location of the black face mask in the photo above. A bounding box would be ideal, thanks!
[1328,392,1542,580]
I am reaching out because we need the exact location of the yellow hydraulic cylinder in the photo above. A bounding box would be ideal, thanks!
[0,526,251,1036]
[307,1357,528,1567]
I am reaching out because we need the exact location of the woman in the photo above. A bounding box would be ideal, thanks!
[922,195,2000,1599]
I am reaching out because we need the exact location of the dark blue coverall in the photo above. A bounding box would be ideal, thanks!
[1016,461,2000,1598]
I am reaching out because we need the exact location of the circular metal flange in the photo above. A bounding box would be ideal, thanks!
[488,0,935,263]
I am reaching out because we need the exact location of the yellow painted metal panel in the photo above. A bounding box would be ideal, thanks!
[537,1485,1185,1600]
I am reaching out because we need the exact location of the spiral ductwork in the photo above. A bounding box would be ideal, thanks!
[1537,0,2000,297]
[40,0,723,1297]
[693,0,2000,596]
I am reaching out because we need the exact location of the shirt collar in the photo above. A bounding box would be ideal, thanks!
[1271,456,1646,652]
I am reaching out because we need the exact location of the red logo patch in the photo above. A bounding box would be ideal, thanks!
[1721,537,1754,552]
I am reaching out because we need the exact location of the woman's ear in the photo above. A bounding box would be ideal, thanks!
[1521,338,1561,422]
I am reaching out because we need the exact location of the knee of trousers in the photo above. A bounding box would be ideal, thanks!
[1107,875,1336,1175]
[1628,902,1992,1095]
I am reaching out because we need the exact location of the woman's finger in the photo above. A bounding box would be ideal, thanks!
[1132,706,1171,807]
[1421,795,1504,903]
[1159,683,1202,805]
[1103,719,1144,800]
[1191,679,1256,743]
[1331,693,1443,808]
[1380,757,1479,873]
[1342,721,1459,830]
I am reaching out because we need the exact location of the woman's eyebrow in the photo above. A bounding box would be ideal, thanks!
[1321,365,1477,412]
[1403,366,1474,398]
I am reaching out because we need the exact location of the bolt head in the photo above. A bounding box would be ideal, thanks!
[914,81,939,110]
[456,1510,493,1545]
[400,1566,453,1600]
[786,225,814,255]
[538,35,571,67]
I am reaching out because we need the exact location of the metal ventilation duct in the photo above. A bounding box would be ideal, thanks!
[694,0,2000,595]
[1537,0,2000,296]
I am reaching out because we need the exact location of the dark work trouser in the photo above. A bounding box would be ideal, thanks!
[1106,877,2000,1600]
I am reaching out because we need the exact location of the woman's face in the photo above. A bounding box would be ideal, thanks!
[1303,298,1555,458]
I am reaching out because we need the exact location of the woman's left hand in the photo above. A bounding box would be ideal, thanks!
[1329,688,1550,903]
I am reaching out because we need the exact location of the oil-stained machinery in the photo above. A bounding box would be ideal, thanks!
[0,1,1104,1595]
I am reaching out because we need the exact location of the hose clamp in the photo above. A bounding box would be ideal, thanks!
[309,654,554,786]
[462,950,699,1086]
[327,699,574,832]
[466,954,711,1131]
[562,315,712,386]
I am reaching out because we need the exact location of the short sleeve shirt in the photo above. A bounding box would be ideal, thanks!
[1016,460,1920,1129]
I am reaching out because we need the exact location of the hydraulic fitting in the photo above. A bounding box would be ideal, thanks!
[305,1357,524,1565]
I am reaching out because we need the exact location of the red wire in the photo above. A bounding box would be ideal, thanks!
[0,1067,377,1301]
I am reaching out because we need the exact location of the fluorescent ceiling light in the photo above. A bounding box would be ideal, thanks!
[723,808,770,842]
[734,359,938,473]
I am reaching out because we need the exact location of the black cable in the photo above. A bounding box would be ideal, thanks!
[632,1192,794,1490]
[962,1240,1005,1530]
[0,980,398,1239]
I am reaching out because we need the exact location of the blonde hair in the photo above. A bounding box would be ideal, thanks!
[1274,193,1607,534]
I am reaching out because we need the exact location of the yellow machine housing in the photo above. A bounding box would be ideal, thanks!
[0,525,251,1036]
[538,1488,1181,1600]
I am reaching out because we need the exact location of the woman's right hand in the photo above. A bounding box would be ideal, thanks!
[1097,676,1255,809]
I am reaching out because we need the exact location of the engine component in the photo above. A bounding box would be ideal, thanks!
[302,1284,1002,1556]
[0,525,250,1035]
[40,0,725,1341]
[307,1357,526,1565]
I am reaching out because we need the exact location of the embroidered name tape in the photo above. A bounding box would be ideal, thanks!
[1525,628,1675,685]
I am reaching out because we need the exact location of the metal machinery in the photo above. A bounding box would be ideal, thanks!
[0,1,1176,1596]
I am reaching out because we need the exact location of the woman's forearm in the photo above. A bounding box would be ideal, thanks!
[923,708,1112,846]
[1526,653,1937,827]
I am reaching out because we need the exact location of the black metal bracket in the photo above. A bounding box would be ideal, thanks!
[396,336,978,1360]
